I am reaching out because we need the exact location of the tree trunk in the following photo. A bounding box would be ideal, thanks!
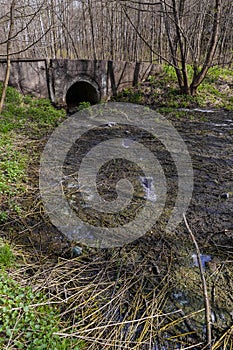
[190,0,221,95]
[0,0,15,114]
[87,0,97,61]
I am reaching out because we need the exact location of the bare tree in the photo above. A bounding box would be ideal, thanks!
[120,0,228,95]
[0,0,56,112]
[0,0,232,94]
[0,0,16,114]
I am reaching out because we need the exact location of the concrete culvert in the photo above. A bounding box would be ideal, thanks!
[66,81,100,112]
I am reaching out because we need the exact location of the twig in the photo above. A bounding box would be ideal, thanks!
[183,214,212,349]
[54,309,182,336]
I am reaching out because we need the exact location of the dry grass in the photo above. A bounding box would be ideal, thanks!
[4,230,232,350]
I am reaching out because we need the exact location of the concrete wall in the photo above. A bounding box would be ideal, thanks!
[0,59,160,107]
[50,59,107,105]
[0,59,49,98]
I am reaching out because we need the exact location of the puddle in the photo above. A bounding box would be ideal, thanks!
[108,121,117,127]
[173,291,188,305]
[67,182,79,189]
[122,138,136,148]
[192,108,215,113]
[140,176,157,202]
[179,108,215,113]
[191,253,212,269]
[66,175,158,207]
[207,118,233,129]
[210,123,229,127]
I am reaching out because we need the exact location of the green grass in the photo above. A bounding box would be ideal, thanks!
[163,63,233,83]
[0,242,85,349]
[0,135,27,195]
[0,134,28,223]
[0,85,66,223]
[113,87,143,104]
[0,241,15,268]
[115,64,233,110]
[205,66,233,82]
[0,85,86,350]
[77,101,91,111]
[0,83,66,134]
[0,274,84,349]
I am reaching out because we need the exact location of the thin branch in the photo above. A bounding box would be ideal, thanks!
[120,2,178,67]
[0,0,47,45]
[0,26,52,57]
[183,214,212,349]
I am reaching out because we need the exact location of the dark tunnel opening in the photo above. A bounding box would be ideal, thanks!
[66,81,100,111]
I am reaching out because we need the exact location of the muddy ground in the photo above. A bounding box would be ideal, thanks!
[170,110,232,243]
[46,108,233,252]
[1,108,232,349]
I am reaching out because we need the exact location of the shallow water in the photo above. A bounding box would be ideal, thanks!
[63,110,233,239]
[171,110,233,234]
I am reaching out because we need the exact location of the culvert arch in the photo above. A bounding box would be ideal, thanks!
[65,77,100,112]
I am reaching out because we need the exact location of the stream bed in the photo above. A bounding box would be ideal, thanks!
[7,107,232,349]
[171,110,232,237]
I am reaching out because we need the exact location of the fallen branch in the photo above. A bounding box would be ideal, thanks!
[183,214,212,349]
